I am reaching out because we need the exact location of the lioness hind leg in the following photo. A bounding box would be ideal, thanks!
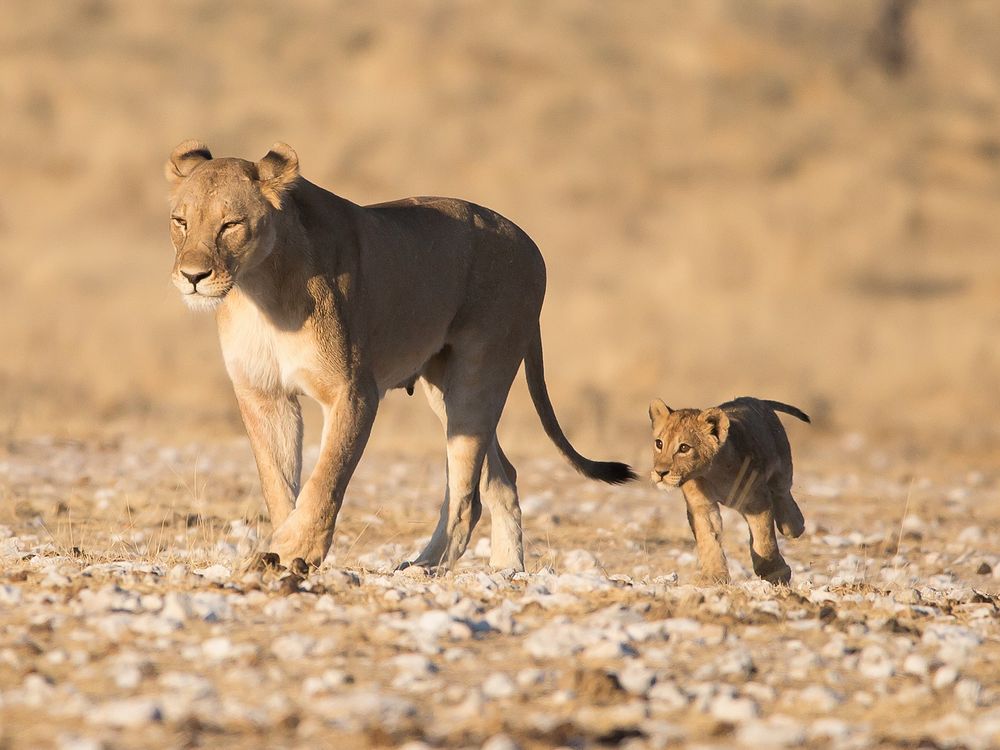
[404,369,483,571]
[480,439,524,572]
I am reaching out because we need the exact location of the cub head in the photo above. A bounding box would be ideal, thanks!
[165,140,299,311]
[648,399,730,489]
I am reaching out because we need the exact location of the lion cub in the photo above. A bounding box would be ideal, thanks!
[648,396,809,584]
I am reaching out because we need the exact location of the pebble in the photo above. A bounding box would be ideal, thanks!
[88,697,163,727]
[932,666,959,690]
[481,734,521,750]
[709,692,759,723]
[616,661,657,696]
[481,672,517,700]
[857,645,894,680]
[902,653,929,677]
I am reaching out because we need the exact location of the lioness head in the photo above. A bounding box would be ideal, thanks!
[648,399,730,489]
[165,140,299,311]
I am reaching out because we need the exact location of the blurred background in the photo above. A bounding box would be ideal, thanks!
[1,0,997,466]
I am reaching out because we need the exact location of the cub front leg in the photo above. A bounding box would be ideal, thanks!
[681,481,730,584]
[234,386,303,530]
[271,385,378,567]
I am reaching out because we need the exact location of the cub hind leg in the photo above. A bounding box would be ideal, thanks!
[741,503,792,584]
[773,489,805,538]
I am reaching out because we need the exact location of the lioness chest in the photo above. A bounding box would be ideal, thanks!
[217,293,320,398]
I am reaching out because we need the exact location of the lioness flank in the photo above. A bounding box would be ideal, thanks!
[165,140,635,571]
[648,396,809,584]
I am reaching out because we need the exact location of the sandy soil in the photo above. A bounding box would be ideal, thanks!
[1,436,999,749]
[1,2,999,748]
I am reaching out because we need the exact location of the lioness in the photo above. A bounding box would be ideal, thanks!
[648,397,809,584]
[166,140,635,570]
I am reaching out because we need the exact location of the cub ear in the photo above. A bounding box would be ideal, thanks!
[165,140,212,185]
[700,407,730,445]
[257,142,299,207]
[649,398,673,424]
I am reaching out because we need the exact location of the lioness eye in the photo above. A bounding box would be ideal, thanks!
[654,439,663,450]
[171,216,186,228]
[677,443,691,454]
[221,220,243,231]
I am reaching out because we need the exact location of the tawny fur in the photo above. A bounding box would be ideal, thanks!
[165,140,634,570]
[648,396,809,584]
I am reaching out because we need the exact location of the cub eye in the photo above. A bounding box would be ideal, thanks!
[677,443,691,454]
[654,439,663,451]
[171,216,186,229]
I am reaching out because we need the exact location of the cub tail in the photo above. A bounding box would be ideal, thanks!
[524,328,637,485]
[762,400,811,424]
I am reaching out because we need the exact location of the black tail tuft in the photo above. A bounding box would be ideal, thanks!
[763,400,811,424]
[581,461,638,485]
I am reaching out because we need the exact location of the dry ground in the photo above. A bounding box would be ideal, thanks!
[1,2,999,749]
[1,435,999,749]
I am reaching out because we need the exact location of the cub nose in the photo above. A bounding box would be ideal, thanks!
[181,269,212,287]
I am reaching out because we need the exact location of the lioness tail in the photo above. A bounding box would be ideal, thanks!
[762,400,811,424]
[523,328,636,485]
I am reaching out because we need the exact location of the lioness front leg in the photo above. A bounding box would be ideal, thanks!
[681,482,730,584]
[235,387,303,530]
[270,386,377,567]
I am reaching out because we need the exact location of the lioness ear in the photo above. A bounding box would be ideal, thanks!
[700,407,730,445]
[257,142,299,207]
[165,140,212,185]
[649,398,673,424]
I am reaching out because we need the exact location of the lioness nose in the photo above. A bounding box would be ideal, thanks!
[181,269,212,286]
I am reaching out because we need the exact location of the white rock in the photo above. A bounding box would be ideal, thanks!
[808,718,852,741]
[955,679,981,711]
[481,672,517,700]
[648,680,688,710]
[716,649,755,679]
[561,549,602,573]
[957,526,984,543]
[516,668,546,688]
[303,669,352,696]
[112,665,142,690]
[202,636,237,662]
[617,662,656,696]
[159,671,215,699]
[481,735,521,750]
[57,736,102,750]
[272,633,316,661]
[392,653,437,678]
[554,572,613,593]
[311,691,416,731]
[902,653,929,677]
[188,592,231,622]
[88,696,163,727]
[193,564,230,582]
[709,693,759,723]
[933,666,959,690]
[796,685,842,711]
[737,716,806,747]
[858,645,894,680]
[0,585,22,606]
